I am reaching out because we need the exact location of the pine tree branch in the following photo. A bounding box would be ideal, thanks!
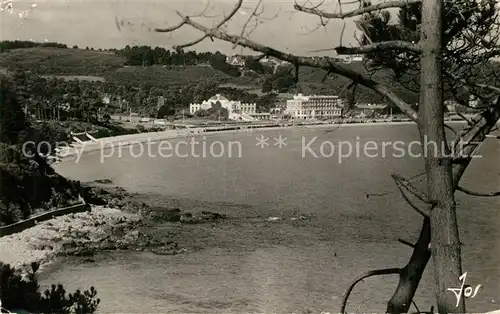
[394,179,430,218]
[341,268,402,314]
[154,14,419,122]
[398,238,416,248]
[386,217,431,313]
[391,173,429,204]
[485,134,500,139]
[294,0,421,19]
[456,186,500,197]
[452,98,500,183]
[336,41,421,55]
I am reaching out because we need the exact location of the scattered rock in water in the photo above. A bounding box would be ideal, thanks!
[266,217,281,222]
[94,179,113,184]
[123,230,140,242]
[180,213,195,224]
[145,207,182,222]
[180,211,227,224]
[94,188,110,195]
[60,246,95,257]
[290,215,311,221]
[149,242,186,255]
[81,186,107,205]
[82,258,95,263]
[200,211,227,221]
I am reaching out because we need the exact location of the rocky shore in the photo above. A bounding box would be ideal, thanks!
[0,181,228,274]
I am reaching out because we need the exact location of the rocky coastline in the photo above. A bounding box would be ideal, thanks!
[0,180,228,275]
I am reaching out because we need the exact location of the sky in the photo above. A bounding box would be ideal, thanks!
[0,0,366,56]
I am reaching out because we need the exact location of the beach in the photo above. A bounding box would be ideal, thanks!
[56,120,464,161]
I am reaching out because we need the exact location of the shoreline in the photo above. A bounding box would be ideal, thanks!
[0,205,143,274]
[55,120,469,162]
[0,184,235,276]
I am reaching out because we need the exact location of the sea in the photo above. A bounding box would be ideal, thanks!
[47,123,500,313]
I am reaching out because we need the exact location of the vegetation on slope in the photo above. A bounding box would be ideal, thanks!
[0,47,125,76]
[0,78,82,226]
[0,43,419,107]
[0,262,99,313]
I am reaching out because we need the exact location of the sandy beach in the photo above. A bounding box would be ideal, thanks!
[55,119,472,162]
[55,120,436,159]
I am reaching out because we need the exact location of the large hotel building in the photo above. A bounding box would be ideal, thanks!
[285,94,344,120]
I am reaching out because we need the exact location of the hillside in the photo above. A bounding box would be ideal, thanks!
[0,47,125,76]
[0,46,419,104]
[109,66,254,87]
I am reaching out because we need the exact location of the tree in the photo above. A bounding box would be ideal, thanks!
[0,79,28,144]
[157,104,175,118]
[0,262,100,313]
[155,0,500,312]
[102,113,111,123]
[207,101,229,120]
[261,77,273,93]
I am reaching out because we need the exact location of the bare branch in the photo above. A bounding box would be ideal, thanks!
[155,16,189,32]
[398,238,416,248]
[391,173,429,203]
[411,300,421,313]
[452,97,500,185]
[474,82,500,93]
[456,186,500,197]
[444,123,458,135]
[457,111,474,126]
[341,268,401,314]
[390,173,430,218]
[394,180,430,218]
[335,41,421,55]
[365,172,425,198]
[294,0,421,19]
[233,0,263,49]
[166,0,244,49]
[155,14,419,122]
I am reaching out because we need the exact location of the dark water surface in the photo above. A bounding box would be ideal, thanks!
[48,124,500,313]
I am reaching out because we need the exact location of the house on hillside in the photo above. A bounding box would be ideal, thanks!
[102,94,111,105]
[259,56,290,68]
[336,54,364,63]
[226,55,246,67]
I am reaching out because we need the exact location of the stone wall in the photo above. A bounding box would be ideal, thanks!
[0,202,90,237]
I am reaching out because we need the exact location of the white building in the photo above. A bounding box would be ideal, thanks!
[445,100,459,113]
[469,94,479,108]
[285,94,343,120]
[226,55,245,67]
[189,94,257,119]
[335,54,364,63]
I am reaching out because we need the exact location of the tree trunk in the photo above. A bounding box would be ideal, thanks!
[418,0,465,312]
[386,218,431,313]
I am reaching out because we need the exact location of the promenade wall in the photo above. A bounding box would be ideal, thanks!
[0,202,90,237]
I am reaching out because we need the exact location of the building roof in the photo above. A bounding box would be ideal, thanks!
[291,93,341,101]
[355,104,388,110]
[209,94,229,102]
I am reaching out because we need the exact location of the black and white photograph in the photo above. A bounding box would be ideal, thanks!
[0,0,499,313]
